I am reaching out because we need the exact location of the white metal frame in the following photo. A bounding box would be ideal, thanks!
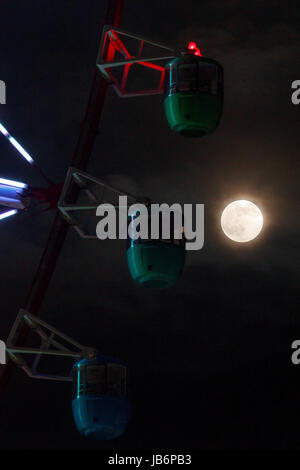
[97,25,176,97]
[58,167,148,239]
[6,309,97,382]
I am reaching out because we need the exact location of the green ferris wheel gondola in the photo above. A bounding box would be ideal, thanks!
[164,42,224,137]
[126,211,186,289]
[127,240,186,289]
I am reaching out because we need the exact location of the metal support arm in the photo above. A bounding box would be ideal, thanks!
[6,309,97,382]
[58,167,149,239]
[97,25,176,97]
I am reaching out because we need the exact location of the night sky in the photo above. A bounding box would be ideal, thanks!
[0,0,299,449]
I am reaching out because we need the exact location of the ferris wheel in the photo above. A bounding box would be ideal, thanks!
[0,0,224,440]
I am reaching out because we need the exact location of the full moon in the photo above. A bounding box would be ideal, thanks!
[221,200,263,243]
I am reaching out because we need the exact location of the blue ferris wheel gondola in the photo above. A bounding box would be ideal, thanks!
[71,354,131,440]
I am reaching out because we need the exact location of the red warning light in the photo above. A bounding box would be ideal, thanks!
[188,42,197,50]
[187,41,202,56]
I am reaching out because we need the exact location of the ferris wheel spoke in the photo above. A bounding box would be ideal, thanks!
[0,122,34,164]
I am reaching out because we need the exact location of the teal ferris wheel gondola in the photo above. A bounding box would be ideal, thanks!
[72,354,131,440]
[126,210,186,289]
[164,42,224,137]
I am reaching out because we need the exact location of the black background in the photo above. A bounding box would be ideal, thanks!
[0,0,299,449]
